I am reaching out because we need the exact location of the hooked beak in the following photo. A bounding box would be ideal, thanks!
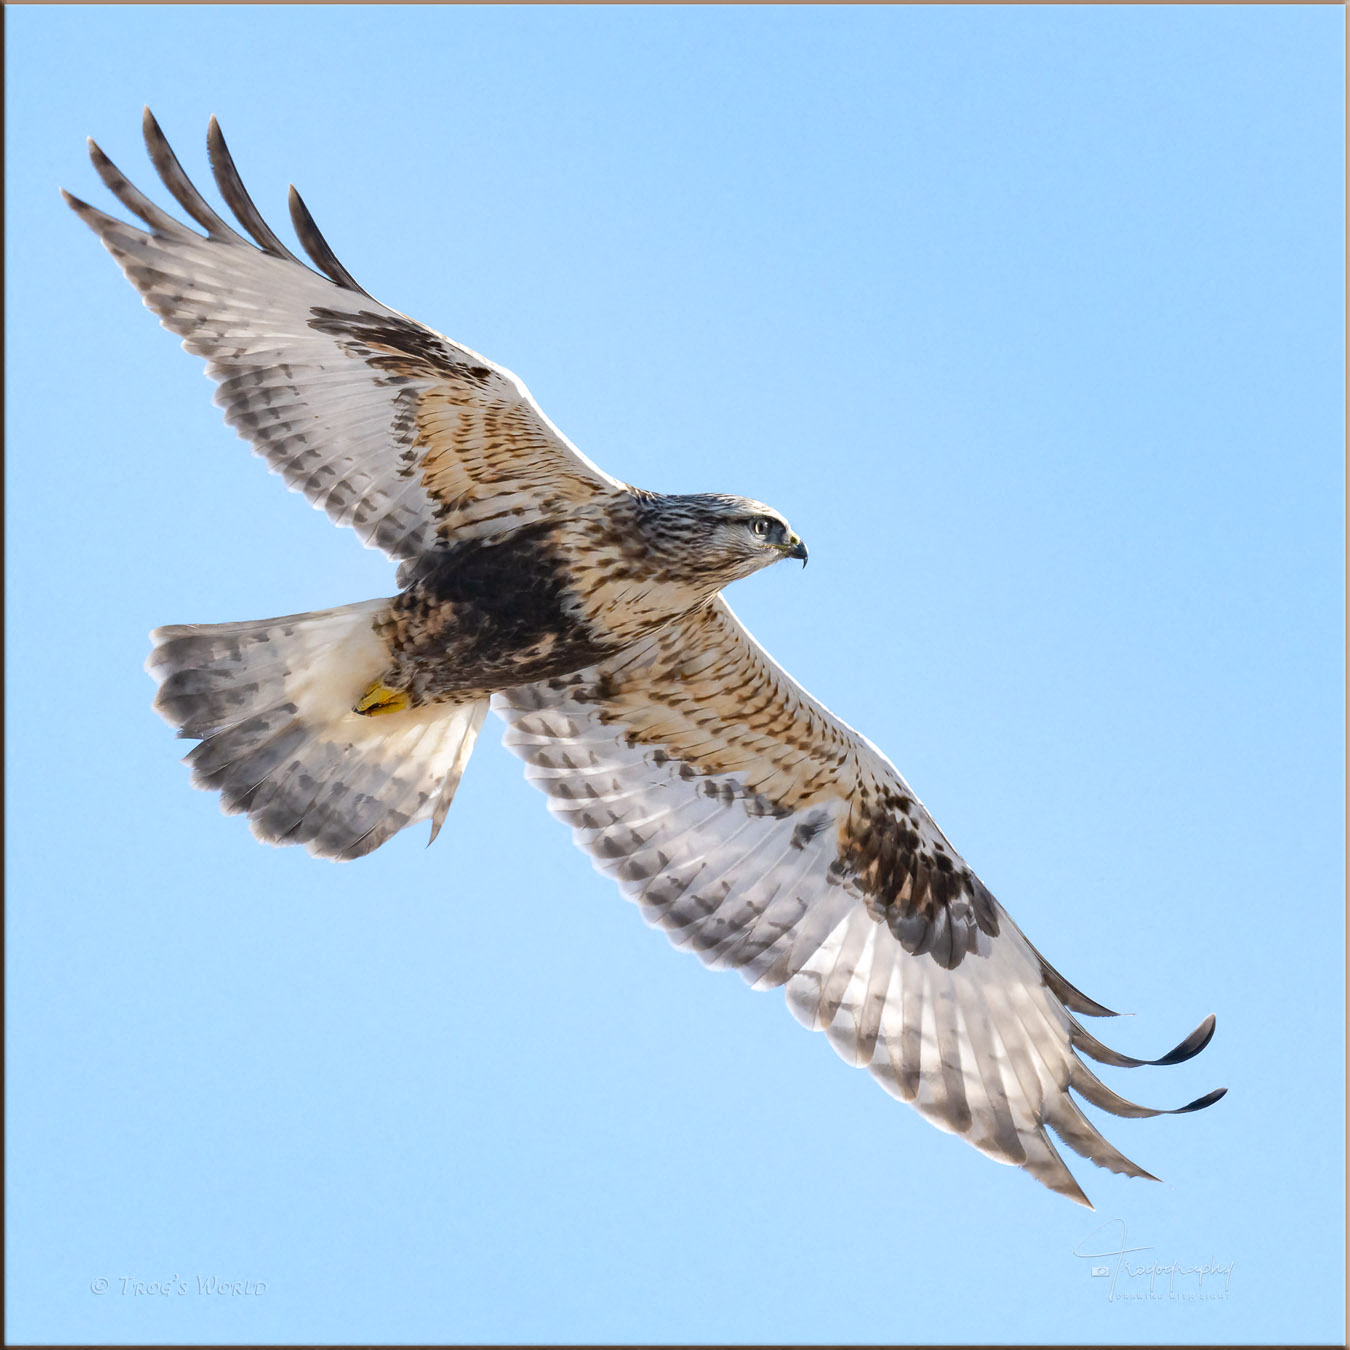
[783,534,808,567]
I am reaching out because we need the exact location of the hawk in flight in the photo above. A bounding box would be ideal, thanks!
[66,111,1224,1207]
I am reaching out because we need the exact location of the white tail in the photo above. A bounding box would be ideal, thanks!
[147,600,489,860]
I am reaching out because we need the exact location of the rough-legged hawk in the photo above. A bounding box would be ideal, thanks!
[66,111,1224,1206]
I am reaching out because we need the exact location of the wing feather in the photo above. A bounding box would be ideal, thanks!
[287,184,372,295]
[497,598,1224,1205]
[206,115,304,262]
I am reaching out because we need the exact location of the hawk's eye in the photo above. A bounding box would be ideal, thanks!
[752,517,772,538]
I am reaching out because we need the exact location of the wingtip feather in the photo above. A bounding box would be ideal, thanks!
[1152,1012,1217,1066]
[1175,1085,1227,1114]
[287,184,371,296]
[1072,1010,1219,1070]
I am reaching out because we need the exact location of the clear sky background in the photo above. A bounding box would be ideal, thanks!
[6,5,1344,1345]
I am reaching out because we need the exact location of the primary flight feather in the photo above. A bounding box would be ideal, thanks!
[66,110,1224,1207]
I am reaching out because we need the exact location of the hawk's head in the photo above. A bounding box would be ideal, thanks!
[636,492,808,588]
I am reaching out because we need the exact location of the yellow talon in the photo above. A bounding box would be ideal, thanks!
[354,680,410,716]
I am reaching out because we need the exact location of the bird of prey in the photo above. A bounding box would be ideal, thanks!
[66,110,1224,1207]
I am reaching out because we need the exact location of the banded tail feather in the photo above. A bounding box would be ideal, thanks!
[147,601,488,860]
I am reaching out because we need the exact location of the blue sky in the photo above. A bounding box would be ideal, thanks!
[6,5,1343,1345]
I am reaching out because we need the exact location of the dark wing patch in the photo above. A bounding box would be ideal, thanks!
[841,783,1000,970]
[307,307,488,382]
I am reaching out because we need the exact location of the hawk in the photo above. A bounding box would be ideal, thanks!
[66,110,1224,1207]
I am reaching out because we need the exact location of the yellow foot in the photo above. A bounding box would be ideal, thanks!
[354,680,411,716]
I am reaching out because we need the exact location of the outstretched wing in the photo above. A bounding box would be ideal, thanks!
[496,600,1224,1206]
[64,110,623,570]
